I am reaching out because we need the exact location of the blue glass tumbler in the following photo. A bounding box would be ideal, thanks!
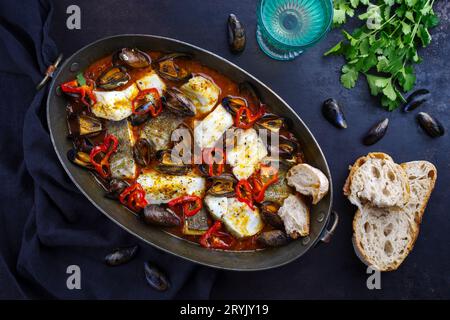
[257,0,334,60]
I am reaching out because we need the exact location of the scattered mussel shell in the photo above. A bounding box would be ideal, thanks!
[260,201,284,229]
[67,148,93,170]
[207,174,237,197]
[164,88,196,117]
[155,149,191,175]
[104,245,139,266]
[363,118,389,146]
[322,98,347,129]
[154,53,191,81]
[114,48,151,69]
[403,89,430,112]
[141,205,182,227]
[105,178,129,200]
[222,96,247,115]
[417,112,445,138]
[144,261,170,292]
[97,66,130,90]
[67,113,104,138]
[257,230,290,247]
[228,14,246,53]
[256,113,286,133]
[133,138,154,167]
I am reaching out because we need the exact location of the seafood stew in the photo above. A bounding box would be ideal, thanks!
[58,43,330,253]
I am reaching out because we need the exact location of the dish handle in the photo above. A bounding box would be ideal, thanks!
[318,210,339,244]
[36,53,64,90]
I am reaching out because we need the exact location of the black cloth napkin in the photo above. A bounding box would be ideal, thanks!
[0,0,216,299]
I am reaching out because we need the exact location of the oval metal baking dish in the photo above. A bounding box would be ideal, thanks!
[46,34,335,271]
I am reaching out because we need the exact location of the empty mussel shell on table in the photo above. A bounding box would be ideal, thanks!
[154,53,191,81]
[257,230,290,247]
[96,66,130,90]
[67,148,93,170]
[141,205,182,227]
[403,89,430,112]
[417,112,445,137]
[322,98,347,129]
[114,48,151,68]
[228,14,246,53]
[207,174,237,197]
[105,179,130,200]
[144,261,170,291]
[104,245,139,266]
[155,149,192,175]
[362,118,389,146]
[133,138,154,167]
[67,113,104,138]
[164,88,196,117]
[260,201,284,229]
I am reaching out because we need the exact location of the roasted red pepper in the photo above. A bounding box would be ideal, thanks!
[132,88,163,117]
[89,134,119,178]
[234,104,265,129]
[235,179,255,210]
[250,164,279,203]
[119,183,148,212]
[200,221,235,249]
[202,148,225,177]
[60,78,96,107]
[168,195,203,217]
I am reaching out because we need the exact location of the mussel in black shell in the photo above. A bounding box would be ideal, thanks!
[104,245,139,266]
[403,89,430,112]
[144,261,170,291]
[141,205,182,227]
[133,138,154,167]
[417,112,445,137]
[207,174,237,197]
[322,98,347,129]
[67,148,93,170]
[155,149,191,175]
[97,66,130,90]
[114,48,151,69]
[228,14,246,53]
[154,53,191,81]
[105,179,130,200]
[363,118,389,146]
[164,88,196,117]
[257,230,290,247]
[260,201,284,229]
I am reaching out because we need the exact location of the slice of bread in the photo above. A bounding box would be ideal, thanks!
[343,152,410,209]
[278,194,310,239]
[352,161,437,271]
[286,163,329,204]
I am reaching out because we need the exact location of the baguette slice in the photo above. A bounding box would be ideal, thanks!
[343,152,410,209]
[286,163,329,204]
[352,161,437,271]
[278,194,310,239]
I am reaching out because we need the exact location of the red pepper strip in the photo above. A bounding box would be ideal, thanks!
[60,79,96,107]
[234,104,266,129]
[89,134,119,178]
[251,164,279,203]
[235,179,255,210]
[119,183,148,212]
[200,221,235,249]
[168,195,203,217]
[132,88,163,117]
[202,148,225,177]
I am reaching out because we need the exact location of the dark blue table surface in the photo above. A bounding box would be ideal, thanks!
[49,0,449,299]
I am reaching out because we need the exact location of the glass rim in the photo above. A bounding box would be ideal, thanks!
[257,0,334,49]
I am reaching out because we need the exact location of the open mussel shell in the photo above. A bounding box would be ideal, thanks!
[67,148,93,170]
[257,230,290,247]
[97,66,130,90]
[130,112,151,126]
[207,174,237,197]
[322,98,347,129]
[222,96,247,115]
[403,89,430,112]
[260,201,284,229]
[104,245,139,266]
[114,48,151,68]
[417,112,445,138]
[228,14,246,53]
[141,205,182,227]
[155,149,191,175]
[164,88,196,117]
[279,135,300,158]
[363,118,389,146]
[67,113,104,138]
[105,179,130,200]
[144,261,170,292]
[256,113,287,133]
[154,53,191,81]
[133,138,154,167]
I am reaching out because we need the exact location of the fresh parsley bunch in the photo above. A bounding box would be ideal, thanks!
[325,0,439,110]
